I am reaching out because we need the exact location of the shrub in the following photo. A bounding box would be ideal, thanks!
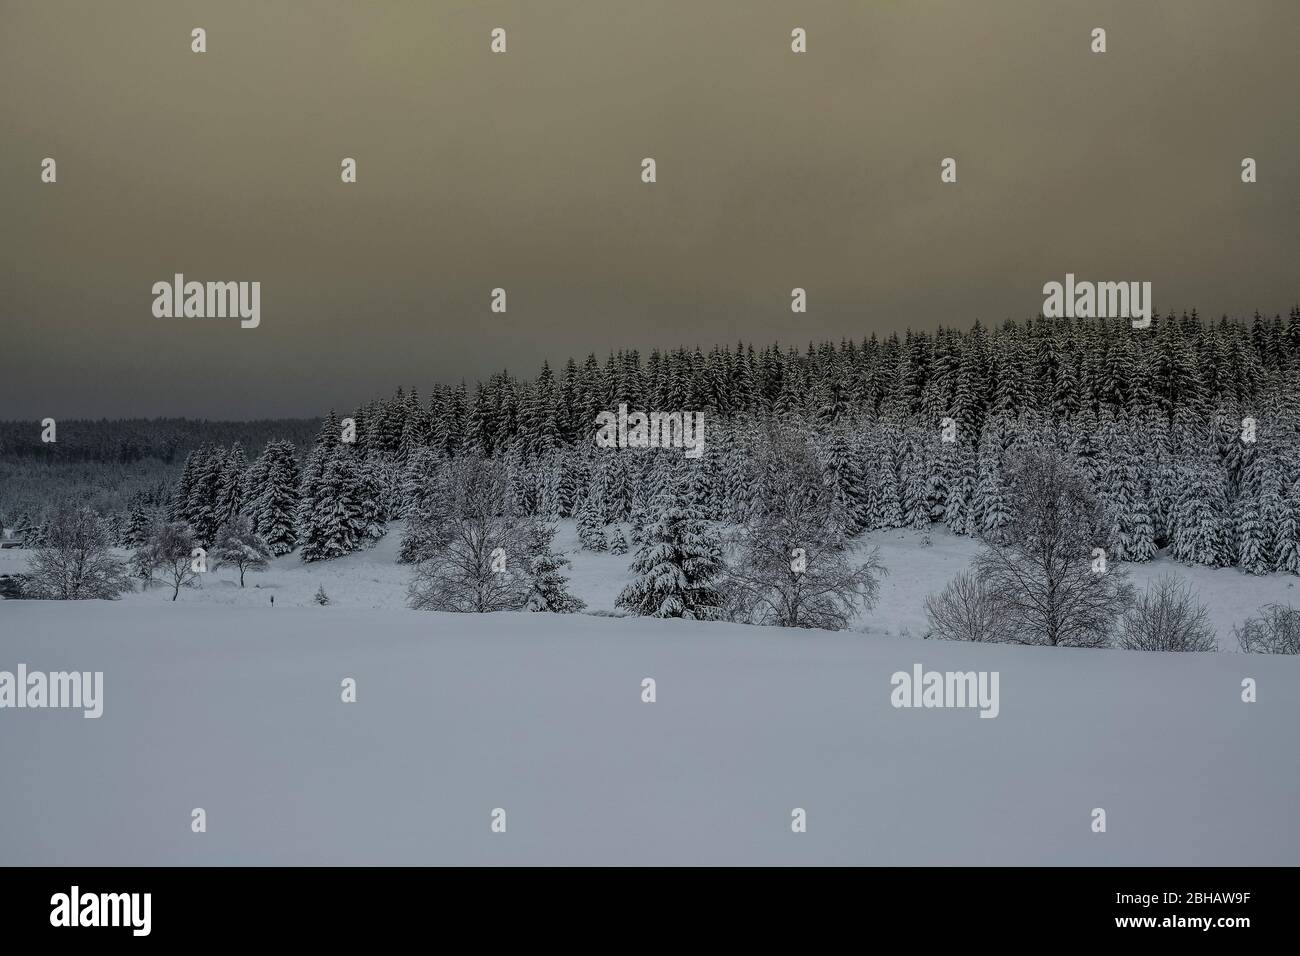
[924,571,1006,642]
[1116,574,1217,651]
[1233,604,1300,654]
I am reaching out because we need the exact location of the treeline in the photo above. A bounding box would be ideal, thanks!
[0,419,318,530]
[9,310,1300,581]
[295,309,1300,462]
[0,417,318,463]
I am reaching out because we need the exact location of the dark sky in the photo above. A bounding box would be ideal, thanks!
[2,0,1297,419]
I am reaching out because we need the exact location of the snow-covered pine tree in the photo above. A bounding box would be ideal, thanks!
[1236,483,1274,575]
[616,492,725,620]
[974,454,1013,545]
[1102,434,1156,563]
[575,495,607,551]
[683,453,720,522]
[943,443,978,536]
[552,448,579,518]
[923,441,949,524]
[628,496,650,546]
[522,523,586,613]
[241,455,270,533]
[187,446,226,546]
[1273,484,1300,574]
[169,449,201,522]
[301,449,369,561]
[398,457,453,564]
[123,500,154,549]
[600,452,634,523]
[213,442,247,534]
[297,443,336,561]
[1119,467,1157,563]
[722,424,757,522]
[608,526,629,554]
[900,439,932,532]
[872,437,905,529]
[14,512,35,542]
[254,440,300,555]
[1171,458,1229,567]
[352,452,388,542]
[819,431,867,542]
[399,445,442,518]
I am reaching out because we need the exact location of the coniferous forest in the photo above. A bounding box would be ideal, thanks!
[7,309,1300,584]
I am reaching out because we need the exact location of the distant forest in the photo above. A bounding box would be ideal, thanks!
[0,420,318,521]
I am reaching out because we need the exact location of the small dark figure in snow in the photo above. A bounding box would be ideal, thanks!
[270,595,274,606]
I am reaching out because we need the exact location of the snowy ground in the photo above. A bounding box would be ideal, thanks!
[4,523,1299,865]
[1,601,1297,865]
[3,521,1295,649]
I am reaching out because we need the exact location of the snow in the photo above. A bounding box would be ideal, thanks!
[3,518,1299,864]
[1,599,1296,865]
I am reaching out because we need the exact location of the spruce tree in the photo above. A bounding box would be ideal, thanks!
[255,440,300,555]
[123,501,153,548]
[575,496,607,551]
[975,459,1013,545]
[1236,487,1273,574]
[1273,486,1300,574]
[1171,460,1229,566]
[616,494,725,620]
[213,443,247,534]
[522,523,586,613]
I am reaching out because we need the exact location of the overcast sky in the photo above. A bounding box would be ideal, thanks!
[2,0,1297,419]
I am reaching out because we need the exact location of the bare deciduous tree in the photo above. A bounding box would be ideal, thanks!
[1234,604,1300,654]
[724,429,885,630]
[973,446,1134,647]
[408,458,530,613]
[214,515,273,587]
[26,503,133,600]
[136,521,201,601]
[1117,574,1216,651]
[925,571,1005,642]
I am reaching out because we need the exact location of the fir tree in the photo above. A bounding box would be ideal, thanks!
[123,500,154,549]
[616,494,726,620]
[254,440,300,555]
[299,447,367,561]
[975,459,1013,545]
[575,496,607,551]
[1236,487,1273,575]
[1273,486,1300,574]
[1171,460,1229,567]
[522,523,586,613]
[213,442,247,533]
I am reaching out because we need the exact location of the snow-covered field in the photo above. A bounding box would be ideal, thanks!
[1,602,1297,865]
[3,523,1299,865]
